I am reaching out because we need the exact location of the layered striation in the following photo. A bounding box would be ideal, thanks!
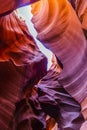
[1,0,87,129]
[37,56,84,129]
[32,0,87,103]
[75,0,87,29]
[0,11,47,130]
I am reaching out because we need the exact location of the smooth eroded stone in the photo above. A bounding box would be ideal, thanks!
[37,61,84,130]
[32,0,87,103]
[0,11,47,130]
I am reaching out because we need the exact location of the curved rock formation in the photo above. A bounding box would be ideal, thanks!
[0,11,47,130]
[37,56,84,130]
[13,87,46,130]
[75,0,87,26]
[0,0,39,16]
[1,0,87,130]
[32,0,87,103]
[75,0,87,38]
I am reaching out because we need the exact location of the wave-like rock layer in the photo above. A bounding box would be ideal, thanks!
[32,0,87,103]
[37,58,84,130]
[0,0,87,130]
[0,11,47,130]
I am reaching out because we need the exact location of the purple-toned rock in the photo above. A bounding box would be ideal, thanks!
[37,60,84,130]
[32,0,87,104]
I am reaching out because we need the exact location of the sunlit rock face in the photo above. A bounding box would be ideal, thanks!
[75,0,87,29]
[75,0,87,38]
[69,0,87,38]
[68,0,87,31]
[32,0,87,103]
[0,11,47,130]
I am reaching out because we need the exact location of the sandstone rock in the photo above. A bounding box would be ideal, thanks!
[32,0,87,104]
[0,11,47,130]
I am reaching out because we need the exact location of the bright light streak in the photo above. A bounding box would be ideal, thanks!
[18,5,52,70]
